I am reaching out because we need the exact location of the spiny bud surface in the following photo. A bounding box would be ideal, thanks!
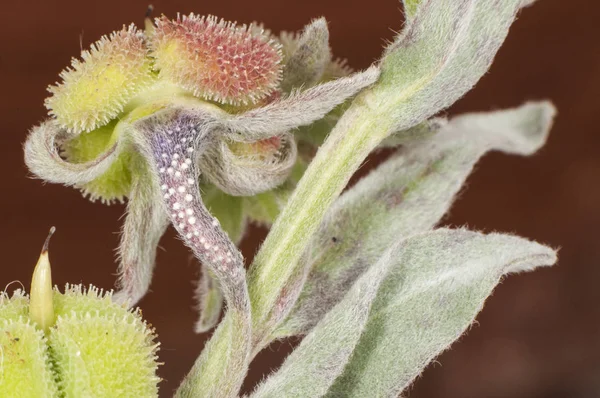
[152,14,282,105]
[45,25,154,133]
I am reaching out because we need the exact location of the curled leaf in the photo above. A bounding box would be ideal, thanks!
[24,120,124,187]
[200,132,297,196]
[61,121,140,203]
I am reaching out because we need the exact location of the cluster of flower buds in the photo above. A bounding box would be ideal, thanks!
[25,11,378,328]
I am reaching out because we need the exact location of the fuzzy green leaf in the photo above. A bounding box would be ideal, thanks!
[276,101,555,338]
[373,0,522,134]
[250,243,396,398]
[326,229,556,397]
[113,171,169,307]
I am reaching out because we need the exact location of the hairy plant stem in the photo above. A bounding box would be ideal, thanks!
[246,90,391,348]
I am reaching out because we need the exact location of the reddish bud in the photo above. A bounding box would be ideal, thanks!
[152,14,283,105]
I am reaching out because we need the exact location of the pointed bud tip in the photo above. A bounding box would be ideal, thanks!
[30,227,56,331]
[145,4,154,17]
[42,226,56,254]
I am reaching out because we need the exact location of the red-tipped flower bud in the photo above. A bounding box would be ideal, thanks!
[152,14,282,105]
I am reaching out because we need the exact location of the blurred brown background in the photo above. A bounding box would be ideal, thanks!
[1,0,599,397]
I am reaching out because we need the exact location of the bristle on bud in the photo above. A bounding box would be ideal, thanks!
[152,14,282,105]
[45,25,155,133]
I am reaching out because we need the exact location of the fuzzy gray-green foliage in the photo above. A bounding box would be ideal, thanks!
[254,229,556,398]
[221,66,379,141]
[275,101,555,338]
[250,241,396,398]
[326,229,556,397]
[374,0,522,134]
[113,170,169,306]
[245,0,533,344]
[280,18,332,92]
[199,131,297,196]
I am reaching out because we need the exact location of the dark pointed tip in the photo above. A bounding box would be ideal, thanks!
[146,4,154,18]
[42,227,56,254]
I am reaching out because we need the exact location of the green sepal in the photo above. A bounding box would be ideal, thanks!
[62,121,142,204]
